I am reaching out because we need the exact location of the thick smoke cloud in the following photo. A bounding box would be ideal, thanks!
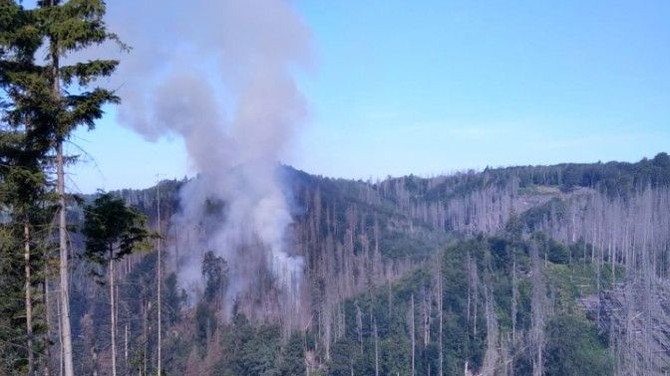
[99,0,311,320]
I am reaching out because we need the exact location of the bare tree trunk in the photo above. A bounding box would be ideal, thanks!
[115,281,120,373]
[125,323,129,373]
[410,293,415,376]
[56,141,74,376]
[156,180,162,375]
[43,275,51,376]
[91,344,98,376]
[109,248,117,376]
[143,294,148,376]
[50,19,74,373]
[386,277,393,315]
[467,251,479,336]
[482,287,500,375]
[356,304,363,354]
[438,269,443,376]
[509,254,519,374]
[423,289,430,346]
[374,319,379,376]
[25,221,34,375]
[530,242,545,376]
[56,282,63,376]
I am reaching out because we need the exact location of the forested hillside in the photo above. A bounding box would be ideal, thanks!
[2,0,667,375]
[3,154,666,375]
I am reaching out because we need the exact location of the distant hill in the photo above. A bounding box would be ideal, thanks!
[65,153,670,375]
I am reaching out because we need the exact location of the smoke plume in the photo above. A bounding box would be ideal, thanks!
[100,0,312,322]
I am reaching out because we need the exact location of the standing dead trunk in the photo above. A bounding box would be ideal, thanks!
[482,287,500,374]
[91,347,98,376]
[125,323,129,372]
[43,274,51,376]
[388,282,393,319]
[109,247,117,376]
[467,251,479,336]
[530,242,545,376]
[56,281,63,376]
[56,140,74,376]
[156,180,162,375]
[24,220,34,375]
[143,293,149,376]
[410,294,415,376]
[511,256,518,345]
[49,20,73,374]
[356,304,363,354]
[438,269,444,376]
[423,289,430,346]
[374,319,379,376]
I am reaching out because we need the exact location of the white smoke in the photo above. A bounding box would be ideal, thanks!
[98,0,311,318]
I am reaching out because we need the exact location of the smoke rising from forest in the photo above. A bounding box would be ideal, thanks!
[99,0,311,318]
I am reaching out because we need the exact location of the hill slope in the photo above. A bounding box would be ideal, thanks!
[61,153,670,375]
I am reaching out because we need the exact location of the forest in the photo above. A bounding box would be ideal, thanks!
[3,1,670,376]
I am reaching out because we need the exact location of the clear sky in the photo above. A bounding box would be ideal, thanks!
[68,0,670,193]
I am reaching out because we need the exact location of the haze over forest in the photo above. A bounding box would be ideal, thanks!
[1,1,669,376]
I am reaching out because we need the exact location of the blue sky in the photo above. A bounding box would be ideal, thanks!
[69,0,670,193]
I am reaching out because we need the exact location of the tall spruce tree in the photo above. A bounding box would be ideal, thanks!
[32,1,124,374]
[3,1,124,372]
